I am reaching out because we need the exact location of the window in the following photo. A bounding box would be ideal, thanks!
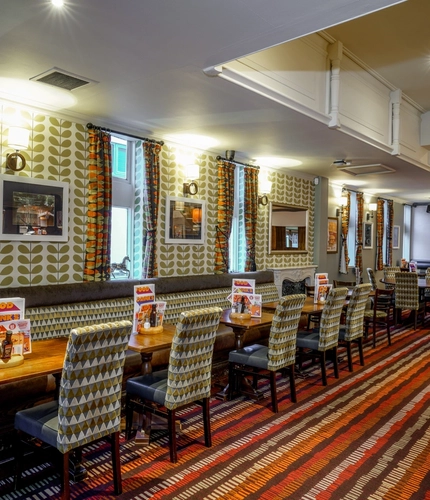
[111,135,134,277]
[347,191,357,267]
[229,165,246,272]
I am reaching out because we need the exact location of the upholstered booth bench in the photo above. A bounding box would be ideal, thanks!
[0,271,278,441]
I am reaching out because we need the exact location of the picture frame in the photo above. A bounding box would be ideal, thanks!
[165,196,206,244]
[0,175,69,242]
[363,222,373,249]
[327,217,338,253]
[392,225,400,249]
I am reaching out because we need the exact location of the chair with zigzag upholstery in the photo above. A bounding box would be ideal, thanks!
[14,321,133,500]
[125,306,222,463]
[394,271,425,330]
[296,287,348,386]
[228,294,306,413]
[367,268,377,291]
[338,284,372,371]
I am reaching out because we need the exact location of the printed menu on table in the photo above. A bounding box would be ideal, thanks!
[314,273,329,303]
[0,319,32,354]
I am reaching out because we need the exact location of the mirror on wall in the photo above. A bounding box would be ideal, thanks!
[268,202,308,254]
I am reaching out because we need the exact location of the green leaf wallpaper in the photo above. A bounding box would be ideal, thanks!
[0,105,315,287]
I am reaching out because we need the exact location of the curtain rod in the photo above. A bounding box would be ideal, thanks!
[86,123,164,146]
[216,155,259,169]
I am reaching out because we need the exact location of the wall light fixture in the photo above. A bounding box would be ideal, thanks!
[366,202,377,221]
[336,195,348,216]
[6,126,29,171]
[183,164,199,196]
[258,178,272,206]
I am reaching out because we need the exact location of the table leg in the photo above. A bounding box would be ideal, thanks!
[140,352,153,375]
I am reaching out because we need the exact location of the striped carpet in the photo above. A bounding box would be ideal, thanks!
[2,318,430,499]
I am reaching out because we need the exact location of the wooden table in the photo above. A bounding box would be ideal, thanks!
[216,308,274,400]
[128,323,176,375]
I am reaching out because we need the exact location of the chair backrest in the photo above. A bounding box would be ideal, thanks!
[426,267,430,279]
[267,294,306,371]
[343,284,372,341]
[57,320,132,454]
[383,266,400,289]
[369,288,394,316]
[318,287,348,351]
[165,306,222,410]
[367,268,377,291]
[394,272,420,310]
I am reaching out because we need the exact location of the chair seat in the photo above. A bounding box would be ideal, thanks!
[296,331,320,350]
[126,369,168,406]
[229,344,269,370]
[363,309,387,319]
[15,400,59,448]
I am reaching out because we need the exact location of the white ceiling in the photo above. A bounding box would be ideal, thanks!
[1,0,429,204]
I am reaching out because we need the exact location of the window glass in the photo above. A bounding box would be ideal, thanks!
[111,136,127,180]
[347,192,357,267]
[111,207,129,264]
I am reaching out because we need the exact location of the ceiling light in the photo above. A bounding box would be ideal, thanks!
[253,157,302,168]
[163,134,219,151]
[0,78,76,110]
[51,0,64,6]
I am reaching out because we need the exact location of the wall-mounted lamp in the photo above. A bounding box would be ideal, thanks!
[336,195,348,216]
[6,126,29,171]
[183,164,199,196]
[366,202,377,221]
[258,179,272,206]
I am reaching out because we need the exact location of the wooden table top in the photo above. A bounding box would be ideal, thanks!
[381,277,430,288]
[0,323,178,386]
[220,309,274,331]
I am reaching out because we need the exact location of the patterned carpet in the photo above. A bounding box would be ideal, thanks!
[2,318,430,499]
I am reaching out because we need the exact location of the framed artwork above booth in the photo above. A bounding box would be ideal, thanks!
[165,196,206,244]
[392,225,400,249]
[0,174,69,242]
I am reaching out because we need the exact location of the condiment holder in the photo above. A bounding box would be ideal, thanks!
[0,354,24,369]
[137,325,164,335]
[230,312,251,320]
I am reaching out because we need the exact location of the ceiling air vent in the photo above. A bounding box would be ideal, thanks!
[334,163,395,176]
[30,67,97,91]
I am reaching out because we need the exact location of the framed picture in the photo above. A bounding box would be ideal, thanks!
[165,196,206,244]
[0,174,69,242]
[327,217,338,253]
[363,222,373,249]
[392,225,400,249]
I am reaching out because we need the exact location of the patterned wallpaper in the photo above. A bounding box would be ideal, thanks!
[0,104,315,287]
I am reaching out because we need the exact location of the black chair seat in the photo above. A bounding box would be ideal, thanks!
[296,331,320,349]
[126,370,168,405]
[15,401,58,448]
[229,344,269,370]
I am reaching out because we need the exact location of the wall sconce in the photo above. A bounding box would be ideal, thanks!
[366,202,377,221]
[258,179,272,206]
[336,195,348,216]
[6,126,29,171]
[183,164,199,196]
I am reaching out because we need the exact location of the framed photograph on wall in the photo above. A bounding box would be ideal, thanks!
[392,225,400,249]
[0,174,69,242]
[165,196,206,244]
[327,217,338,253]
[363,222,373,249]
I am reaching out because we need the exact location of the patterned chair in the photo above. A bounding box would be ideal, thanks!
[363,288,395,348]
[338,284,372,371]
[424,267,430,314]
[383,266,400,289]
[367,268,377,291]
[394,272,425,330]
[14,321,133,500]
[228,294,306,413]
[125,307,222,463]
[296,287,348,386]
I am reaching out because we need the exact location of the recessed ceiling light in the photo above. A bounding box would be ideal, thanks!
[163,134,219,150]
[51,0,64,7]
[0,78,76,110]
[253,157,302,168]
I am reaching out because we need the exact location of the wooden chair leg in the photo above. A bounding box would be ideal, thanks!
[252,367,259,389]
[168,409,177,463]
[289,364,297,403]
[202,398,212,448]
[111,431,122,495]
[61,451,70,500]
[125,393,133,439]
[269,371,278,413]
[386,322,391,346]
[228,362,235,400]
[333,347,339,379]
[357,338,364,366]
[346,342,353,372]
[320,352,327,386]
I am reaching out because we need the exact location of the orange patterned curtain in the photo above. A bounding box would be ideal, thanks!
[355,192,364,277]
[244,166,259,271]
[339,191,350,274]
[376,199,385,270]
[214,159,235,273]
[83,128,112,282]
[385,199,394,266]
[141,142,162,278]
